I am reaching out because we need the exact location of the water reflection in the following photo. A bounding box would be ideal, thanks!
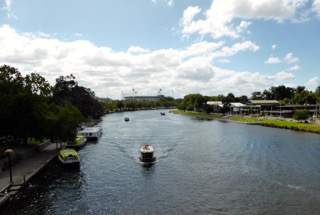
[1,110,320,214]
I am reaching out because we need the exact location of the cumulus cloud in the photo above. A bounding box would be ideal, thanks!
[127,46,150,54]
[1,0,16,18]
[0,24,301,99]
[180,0,311,39]
[265,57,281,64]
[150,0,174,7]
[284,53,299,64]
[305,77,320,88]
[272,71,295,81]
[312,0,320,18]
[265,53,299,64]
[288,65,301,71]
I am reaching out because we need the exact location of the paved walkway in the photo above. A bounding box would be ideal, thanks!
[0,142,60,207]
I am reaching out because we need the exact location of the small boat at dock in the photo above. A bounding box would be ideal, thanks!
[77,126,102,140]
[140,145,156,162]
[67,136,87,150]
[58,148,80,168]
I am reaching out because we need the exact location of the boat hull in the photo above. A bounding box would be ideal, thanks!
[139,156,156,163]
[140,145,156,163]
[58,148,80,168]
[66,136,87,150]
[78,126,102,140]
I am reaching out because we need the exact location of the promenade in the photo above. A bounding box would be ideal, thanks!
[0,142,60,208]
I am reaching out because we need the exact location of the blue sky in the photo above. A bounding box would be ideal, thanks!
[0,0,319,99]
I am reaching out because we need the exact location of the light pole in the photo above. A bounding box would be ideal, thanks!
[5,149,13,183]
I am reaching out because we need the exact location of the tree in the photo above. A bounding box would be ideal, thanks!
[238,95,249,104]
[293,109,310,120]
[292,86,315,104]
[251,91,264,100]
[52,75,105,119]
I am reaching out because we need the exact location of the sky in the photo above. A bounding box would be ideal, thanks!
[0,0,320,99]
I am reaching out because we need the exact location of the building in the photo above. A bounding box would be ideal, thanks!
[207,101,223,113]
[123,95,163,101]
[229,102,247,115]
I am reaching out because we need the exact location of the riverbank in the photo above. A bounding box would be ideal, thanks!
[0,142,60,208]
[170,110,320,134]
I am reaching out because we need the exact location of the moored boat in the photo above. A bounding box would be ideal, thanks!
[77,126,102,140]
[160,112,165,115]
[67,135,87,150]
[58,148,80,168]
[124,117,130,121]
[140,145,156,162]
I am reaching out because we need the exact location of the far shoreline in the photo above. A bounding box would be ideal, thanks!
[170,110,320,135]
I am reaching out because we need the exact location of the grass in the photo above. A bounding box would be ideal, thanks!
[171,110,320,134]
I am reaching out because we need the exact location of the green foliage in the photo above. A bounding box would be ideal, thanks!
[0,66,87,145]
[293,109,310,120]
[52,75,105,119]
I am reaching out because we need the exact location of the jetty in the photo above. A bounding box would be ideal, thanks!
[0,141,60,208]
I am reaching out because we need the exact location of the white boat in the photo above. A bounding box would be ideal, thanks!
[140,145,156,162]
[77,126,102,140]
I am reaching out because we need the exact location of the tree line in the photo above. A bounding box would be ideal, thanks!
[1,64,320,146]
[0,65,105,147]
[178,85,320,114]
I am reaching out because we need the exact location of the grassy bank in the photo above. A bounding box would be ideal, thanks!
[171,110,320,134]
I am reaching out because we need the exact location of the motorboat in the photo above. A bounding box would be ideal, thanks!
[66,135,87,150]
[77,126,102,140]
[160,112,165,115]
[124,117,130,121]
[140,145,156,162]
[58,148,80,168]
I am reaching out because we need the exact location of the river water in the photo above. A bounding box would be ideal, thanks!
[1,110,320,214]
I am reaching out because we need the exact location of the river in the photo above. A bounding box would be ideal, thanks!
[1,110,320,214]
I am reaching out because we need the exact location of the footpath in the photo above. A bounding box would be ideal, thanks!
[0,142,60,208]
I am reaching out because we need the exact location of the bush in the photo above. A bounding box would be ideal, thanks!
[293,109,310,120]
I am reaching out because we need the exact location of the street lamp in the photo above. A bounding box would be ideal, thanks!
[5,149,13,183]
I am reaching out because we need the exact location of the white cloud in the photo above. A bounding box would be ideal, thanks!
[127,46,150,54]
[284,52,299,64]
[265,57,281,64]
[272,44,277,49]
[214,41,259,58]
[265,53,299,64]
[167,0,173,7]
[312,0,320,18]
[273,71,295,81]
[180,0,311,39]
[288,65,301,71]
[0,25,304,99]
[150,0,173,6]
[305,77,320,88]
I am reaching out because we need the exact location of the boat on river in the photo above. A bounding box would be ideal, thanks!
[66,136,87,150]
[160,112,165,115]
[77,126,102,140]
[124,117,130,122]
[140,145,156,162]
[58,148,80,168]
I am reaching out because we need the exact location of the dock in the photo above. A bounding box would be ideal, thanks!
[0,142,60,208]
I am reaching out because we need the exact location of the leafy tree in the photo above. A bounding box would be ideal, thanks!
[52,75,105,119]
[238,95,249,104]
[251,91,264,100]
[315,86,320,103]
[293,109,310,120]
[292,86,315,104]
